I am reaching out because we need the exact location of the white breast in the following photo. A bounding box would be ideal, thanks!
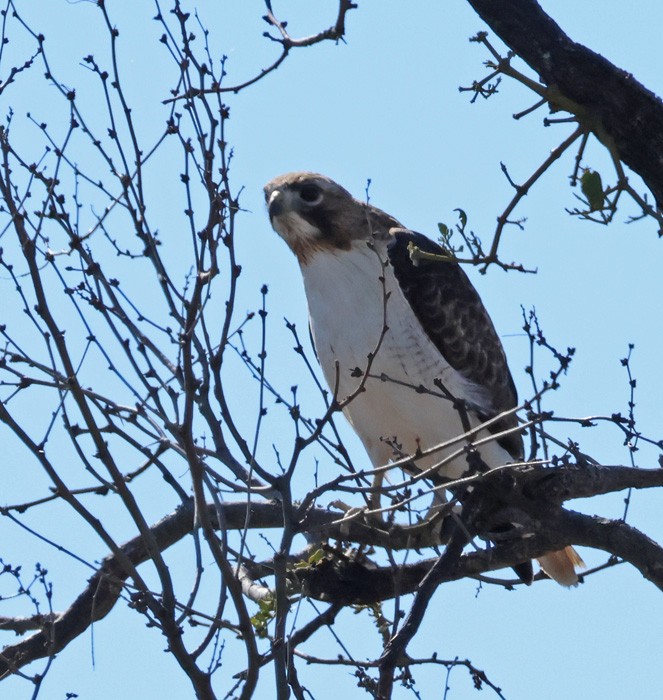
[301,241,510,479]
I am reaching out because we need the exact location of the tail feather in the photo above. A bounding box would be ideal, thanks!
[537,546,585,586]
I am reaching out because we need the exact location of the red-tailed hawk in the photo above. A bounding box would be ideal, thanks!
[264,171,582,585]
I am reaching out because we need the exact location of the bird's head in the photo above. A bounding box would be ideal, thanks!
[263,172,401,264]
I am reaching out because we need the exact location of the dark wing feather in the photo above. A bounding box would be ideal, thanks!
[387,230,523,459]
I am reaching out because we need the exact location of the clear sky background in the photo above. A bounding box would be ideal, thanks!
[1,1,662,699]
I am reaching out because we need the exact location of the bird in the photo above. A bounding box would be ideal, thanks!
[264,171,583,586]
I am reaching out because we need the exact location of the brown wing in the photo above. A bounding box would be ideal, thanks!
[387,230,523,459]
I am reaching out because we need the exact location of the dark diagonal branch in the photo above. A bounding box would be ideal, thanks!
[465,0,663,208]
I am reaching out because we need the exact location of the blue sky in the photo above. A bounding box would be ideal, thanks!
[1,2,662,699]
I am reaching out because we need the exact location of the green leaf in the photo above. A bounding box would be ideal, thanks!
[250,597,276,638]
[293,548,325,569]
[454,208,468,229]
[307,548,325,564]
[580,169,605,212]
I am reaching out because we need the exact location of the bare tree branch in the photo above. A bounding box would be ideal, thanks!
[3,461,662,678]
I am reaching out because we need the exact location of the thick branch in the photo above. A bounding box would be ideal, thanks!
[3,463,662,676]
[466,0,663,207]
[302,509,663,604]
[0,500,285,678]
[519,463,663,504]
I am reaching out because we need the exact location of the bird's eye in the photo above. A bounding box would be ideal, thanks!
[298,185,323,205]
